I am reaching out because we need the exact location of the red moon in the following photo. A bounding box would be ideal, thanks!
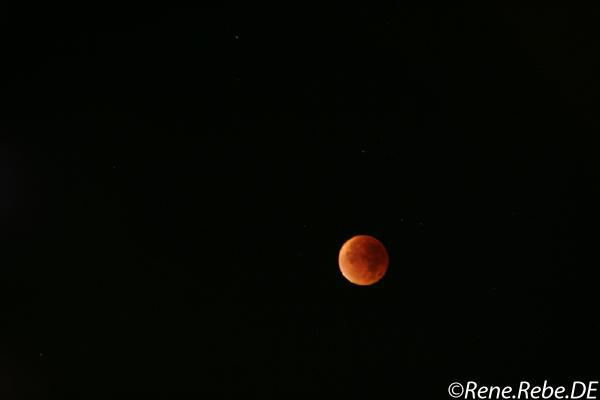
[338,235,389,286]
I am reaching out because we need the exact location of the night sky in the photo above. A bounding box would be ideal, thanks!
[1,5,600,396]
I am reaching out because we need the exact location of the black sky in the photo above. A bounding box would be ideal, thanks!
[1,5,599,396]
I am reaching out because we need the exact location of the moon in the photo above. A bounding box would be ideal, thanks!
[338,235,389,286]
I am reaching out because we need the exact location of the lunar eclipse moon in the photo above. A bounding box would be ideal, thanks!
[338,235,389,286]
